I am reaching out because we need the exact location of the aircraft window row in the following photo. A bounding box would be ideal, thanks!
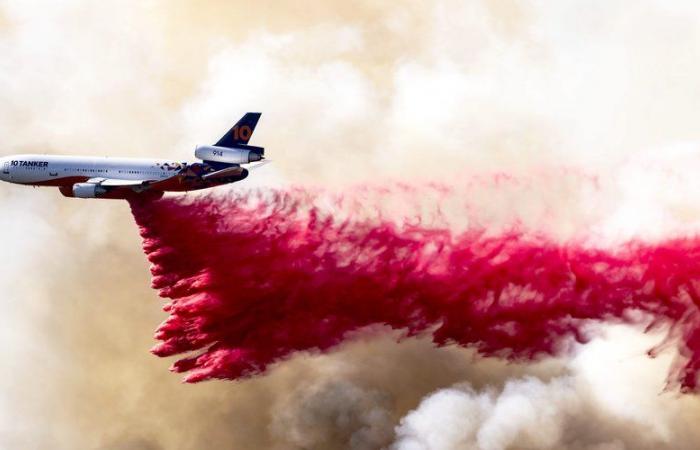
[54,167,166,176]
[63,168,110,173]
[117,170,163,175]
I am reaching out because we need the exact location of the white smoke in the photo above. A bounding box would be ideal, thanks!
[0,192,63,448]
[392,325,700,450]
[179,0,700,186]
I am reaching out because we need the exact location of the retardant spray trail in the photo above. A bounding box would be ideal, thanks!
[129,189,700,390]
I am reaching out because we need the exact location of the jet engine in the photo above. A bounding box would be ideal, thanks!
[72,182,105,198]
[195,145,263,165]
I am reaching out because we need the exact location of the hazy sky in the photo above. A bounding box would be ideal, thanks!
[4,1,700,449]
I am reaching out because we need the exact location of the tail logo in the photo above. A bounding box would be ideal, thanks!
[233,126,252,142]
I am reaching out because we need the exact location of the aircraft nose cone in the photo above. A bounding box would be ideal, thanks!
[0,157,9,181]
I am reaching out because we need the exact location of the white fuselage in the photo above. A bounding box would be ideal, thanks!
[0,154,185,185]
[0,112,264,199]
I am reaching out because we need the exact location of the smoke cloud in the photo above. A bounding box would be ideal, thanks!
[5,0,700,449]
[392,326,700,450]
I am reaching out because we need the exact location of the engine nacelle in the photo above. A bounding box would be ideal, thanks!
[195,145,263,165]
[72,183,105,198]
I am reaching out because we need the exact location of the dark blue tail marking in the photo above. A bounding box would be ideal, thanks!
[215,113,262,148]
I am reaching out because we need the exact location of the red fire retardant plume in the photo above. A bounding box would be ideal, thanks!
[129,190,700,390]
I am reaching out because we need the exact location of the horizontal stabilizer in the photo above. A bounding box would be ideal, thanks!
[202,166,246,181]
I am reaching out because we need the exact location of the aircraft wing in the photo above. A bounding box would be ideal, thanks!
[87,177,158,191]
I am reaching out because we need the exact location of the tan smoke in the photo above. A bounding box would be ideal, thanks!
[4,0,700,449]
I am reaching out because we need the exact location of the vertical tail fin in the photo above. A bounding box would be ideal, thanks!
[215,113,262,148]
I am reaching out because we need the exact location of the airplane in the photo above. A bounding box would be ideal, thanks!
[0,112,266,200]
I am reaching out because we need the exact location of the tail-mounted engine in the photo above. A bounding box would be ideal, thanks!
[194,144,264,165]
